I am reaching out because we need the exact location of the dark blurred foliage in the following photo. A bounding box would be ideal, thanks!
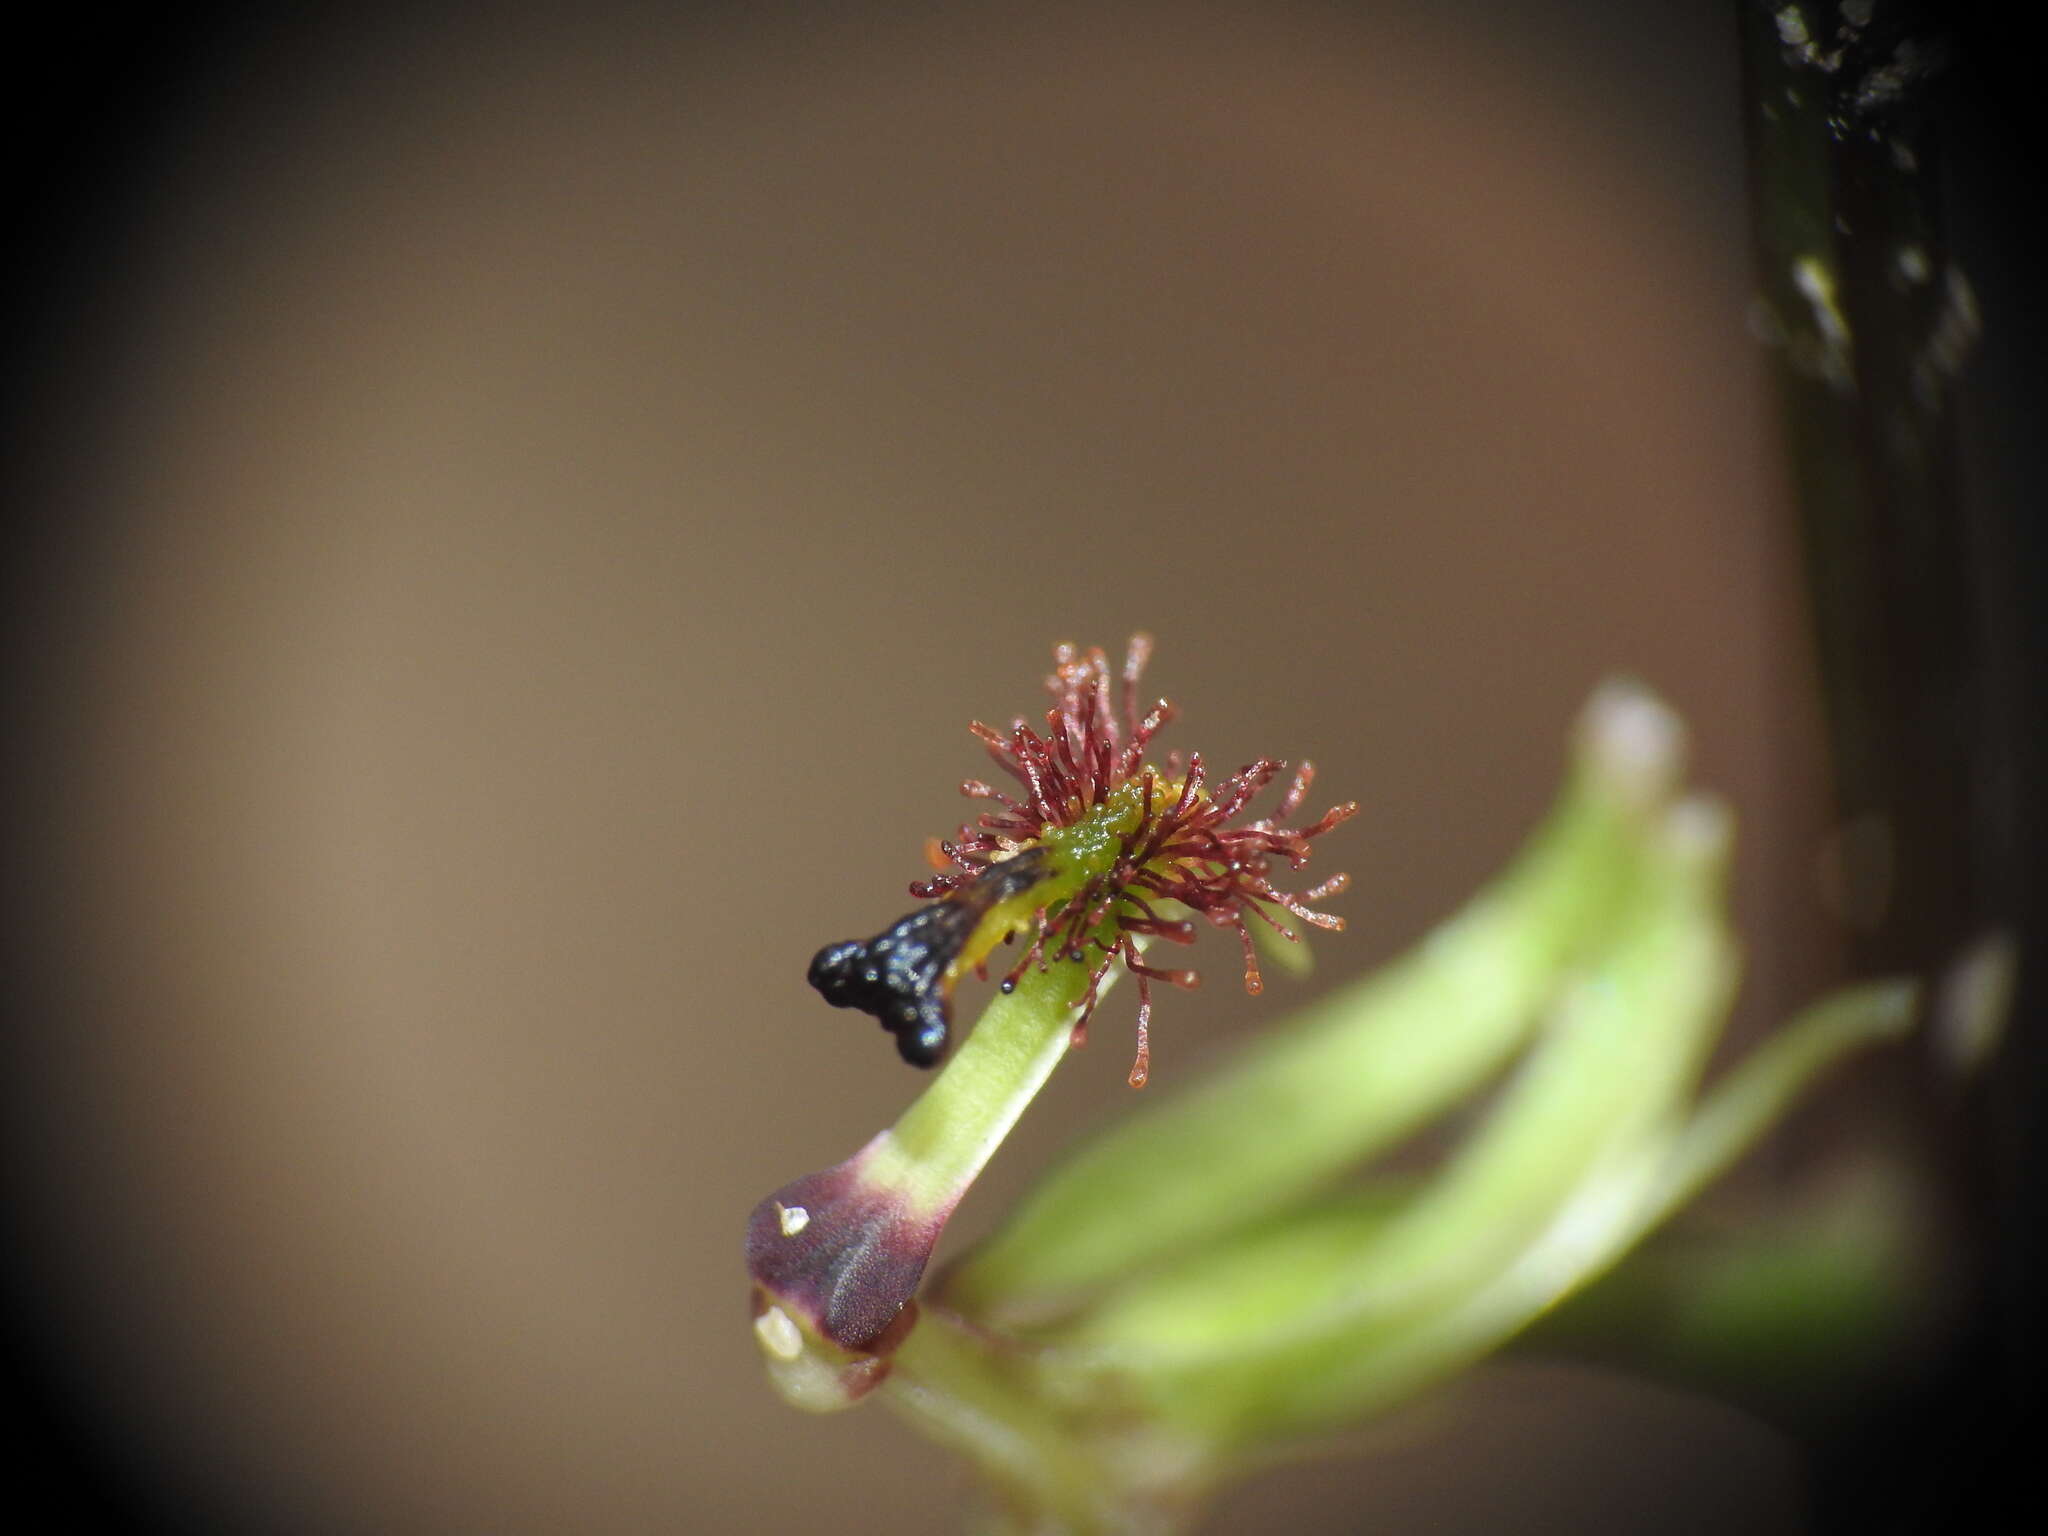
[1742,1,2045,1528]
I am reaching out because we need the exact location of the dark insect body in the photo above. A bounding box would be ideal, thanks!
[807,637,1355,1085]
[808,849,1050,1066]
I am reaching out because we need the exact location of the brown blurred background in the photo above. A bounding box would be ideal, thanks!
[8,2,2023,1531]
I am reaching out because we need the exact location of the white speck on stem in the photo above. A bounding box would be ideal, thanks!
[1792,254,1856,390]
[1793,256,1849,345]
[1773,5,1846,71]
[754,1305,805,1362]
[777,1202,810,1237]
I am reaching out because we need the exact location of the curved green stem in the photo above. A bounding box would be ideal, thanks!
[872,952,1108,1215]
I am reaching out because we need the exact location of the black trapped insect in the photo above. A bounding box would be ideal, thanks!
[808,849,1051,1066]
